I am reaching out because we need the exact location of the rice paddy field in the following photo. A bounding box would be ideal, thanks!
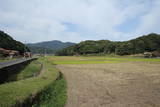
[50,56,160,64]
[48,56,160,107]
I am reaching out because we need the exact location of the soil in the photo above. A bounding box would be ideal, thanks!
[57,62,160,107]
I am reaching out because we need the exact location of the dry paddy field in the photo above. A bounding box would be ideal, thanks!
[52,56,160,107]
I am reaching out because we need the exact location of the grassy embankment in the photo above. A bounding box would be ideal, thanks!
[50,56,160,64]
[6,61,42,82]
[0,57,67,107]
[32,73,67,107]
[16,61,41,80]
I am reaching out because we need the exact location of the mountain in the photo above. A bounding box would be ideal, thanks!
[0,30,29,54]
[27,40,76,54]
[55,33,160,56]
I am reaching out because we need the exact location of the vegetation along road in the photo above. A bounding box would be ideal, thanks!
[52,56,160,107]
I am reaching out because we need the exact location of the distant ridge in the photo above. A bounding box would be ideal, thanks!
[56,33,160,56]
[27,40,76,54]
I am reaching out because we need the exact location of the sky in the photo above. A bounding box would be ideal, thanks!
[0,0,160,43]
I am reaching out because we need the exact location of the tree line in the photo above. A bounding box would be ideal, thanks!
[55,33,160,56]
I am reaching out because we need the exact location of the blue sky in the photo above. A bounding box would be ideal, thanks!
[0,0,160,43]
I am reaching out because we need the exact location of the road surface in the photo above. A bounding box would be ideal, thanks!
[0,57,37,69]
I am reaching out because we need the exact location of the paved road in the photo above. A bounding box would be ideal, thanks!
[57,62,160,107]
[0,57,37,69]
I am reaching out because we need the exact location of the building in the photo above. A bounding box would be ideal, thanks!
[0,48,19,58]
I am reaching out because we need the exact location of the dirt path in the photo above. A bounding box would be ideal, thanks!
[57,62,160,107]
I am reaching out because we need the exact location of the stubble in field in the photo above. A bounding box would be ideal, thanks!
[57,61,160,107]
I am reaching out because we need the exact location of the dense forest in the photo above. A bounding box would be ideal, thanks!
[27,40,75,54]
[56,33,160,56]
[0,30,29,54]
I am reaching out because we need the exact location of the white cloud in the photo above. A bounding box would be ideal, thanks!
[0,0,160,43]
[135,0,160,34]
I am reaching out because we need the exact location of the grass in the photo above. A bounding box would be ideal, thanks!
[6,61,42,82]
[49,56,160,64]
[53,60,120,64]
[32,73,67,107]
[0,57,67,107]
[16,61,41,80]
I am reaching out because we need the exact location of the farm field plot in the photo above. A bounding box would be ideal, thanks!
[52,56,160,107]
[51,56,160,65]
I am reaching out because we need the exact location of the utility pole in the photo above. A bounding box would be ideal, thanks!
[23,41,27,58]
[44,49,46,57]
[24,41,27,52]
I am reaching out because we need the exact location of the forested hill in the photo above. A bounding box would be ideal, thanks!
[27,40,75,54]
[56,33,160,56]
[0,30,29,54]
